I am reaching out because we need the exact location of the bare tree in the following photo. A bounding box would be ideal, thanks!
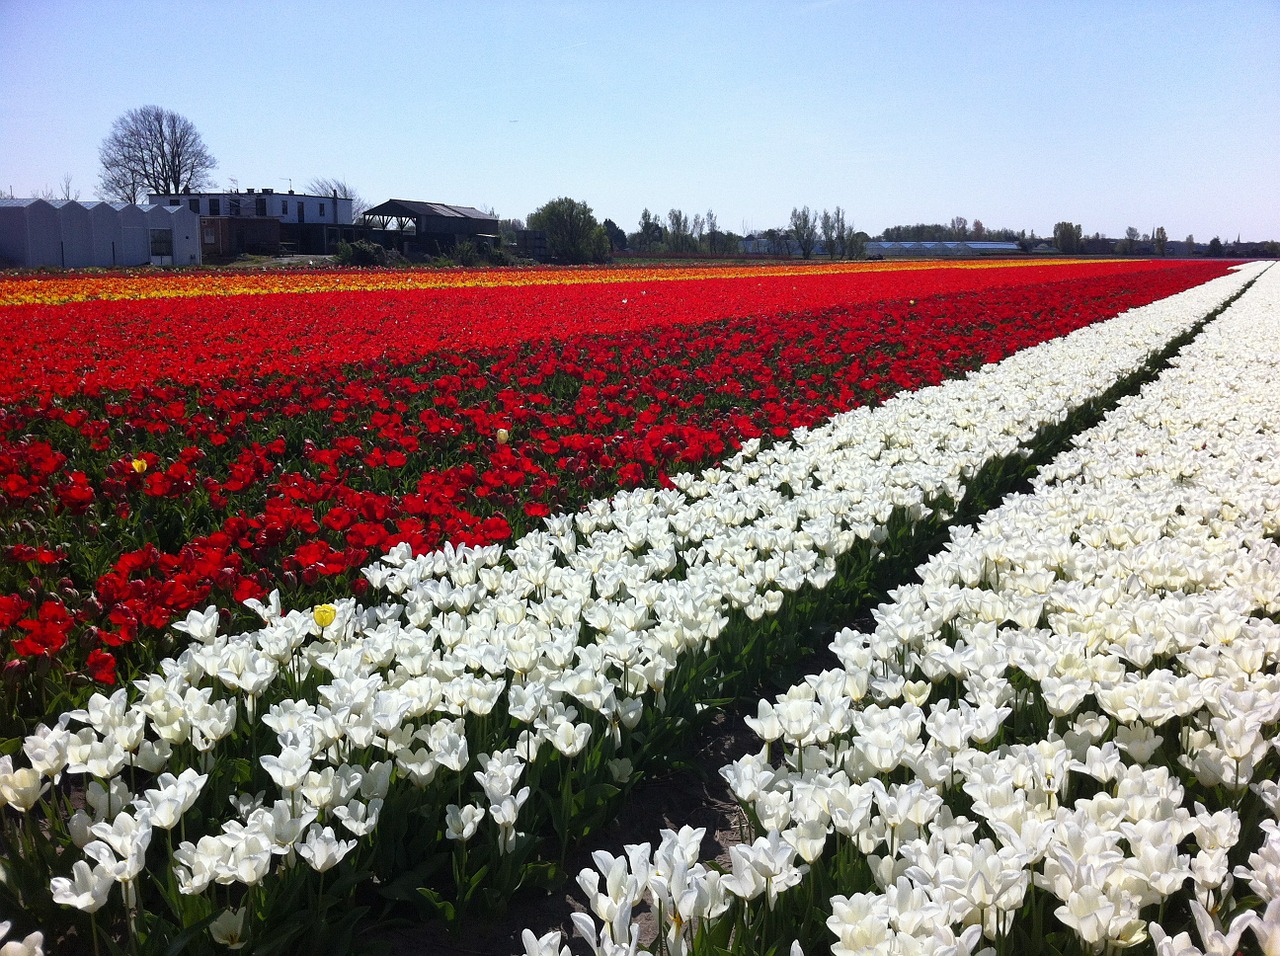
[1154,226,1168,257]
[790,206,818,259]
[98,105,216,201]
[950,216,969,240]
[310,179,370,219]
[691,212,706,251]
[705,208,719,255]
[37,173,80,201]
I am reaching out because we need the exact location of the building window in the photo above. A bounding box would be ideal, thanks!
[149,229,173,257]
[203,227,216,244]
[169,199,180,207]
[209,198,220,216]
[319,203,325,216]
[281,200,288,215]
[189,199,200,213]
[230,198,241,216]
[255,197,267,217]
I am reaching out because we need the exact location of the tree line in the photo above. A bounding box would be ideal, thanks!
[23,103,1269,264]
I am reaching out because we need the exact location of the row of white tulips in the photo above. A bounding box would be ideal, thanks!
[0,263,1266,952]
[553,260,1280,956]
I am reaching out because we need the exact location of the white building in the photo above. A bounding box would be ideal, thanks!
[147,189,353,226]
[0,198,201,268]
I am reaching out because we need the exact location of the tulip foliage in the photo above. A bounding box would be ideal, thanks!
[0,259,1268,956]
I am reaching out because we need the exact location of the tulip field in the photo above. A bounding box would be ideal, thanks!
[1,257,1277,955]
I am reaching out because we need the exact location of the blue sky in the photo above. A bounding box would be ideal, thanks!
[2,0,1277,240]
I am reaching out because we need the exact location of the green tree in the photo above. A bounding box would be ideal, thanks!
[633,208,664,253]
[1208,236,1224,257]
[1122,226,1141,255]
[527,197,609,264]
[1053,221,1083,254]
[666,209,694,254]
[602,218,627,252]
[704,208,721,256]
[790,206,818,259]
[1154,226,1168,257]
[820,208,847,259]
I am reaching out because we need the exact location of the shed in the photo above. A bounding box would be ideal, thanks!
[363,199,499,257]
[0,198,61,268]
[114,203,152,266]
[84,202,123,267]
[49,200,94,268]
[144,204,202,266]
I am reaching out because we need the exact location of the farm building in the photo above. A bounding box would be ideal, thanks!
[362,200,499,258]
[0,198,200,268]
[865,240,1021,257]
[147,188,359,256]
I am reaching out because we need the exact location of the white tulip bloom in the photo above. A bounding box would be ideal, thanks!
[295,824,355,873]
[49,859,113,913]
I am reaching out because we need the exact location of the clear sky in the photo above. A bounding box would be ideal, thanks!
[2,0,1277,241]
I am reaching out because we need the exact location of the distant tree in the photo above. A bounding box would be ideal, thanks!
[667,209,693,253]
[950,216,969,240]
[527,197,609,263]
[832,206,847,258]
[971,219,986,240]
[821,208,849,259]
[691,213,706,252]
[704,208,720,256]
[306,177,368,218]
[1185,233,1195,255]
[820,209,836,259]
[497,217,524,245]
[846,230,869,260]
[1123,226,1141,255]
[762,227,788,256]
[1052,221,1083,254]
[602,218,627,252]
[633,208,664,253]
[37,173,80,201]
[1154,226,1168,256]
[790,206,818,259]
[1207,236,1224,257]
[98,105,216,201]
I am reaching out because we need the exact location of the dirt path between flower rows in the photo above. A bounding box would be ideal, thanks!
[371,709,760,955]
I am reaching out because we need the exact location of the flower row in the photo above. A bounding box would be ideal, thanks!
[0,258,1071,308]
[557,262,1280,955]
[0,259,1224,399]
[2,261,1229,728]
[0,264,1261,952]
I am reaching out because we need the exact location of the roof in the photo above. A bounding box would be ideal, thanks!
[363,199,497,221]
[866,240,1021,251]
